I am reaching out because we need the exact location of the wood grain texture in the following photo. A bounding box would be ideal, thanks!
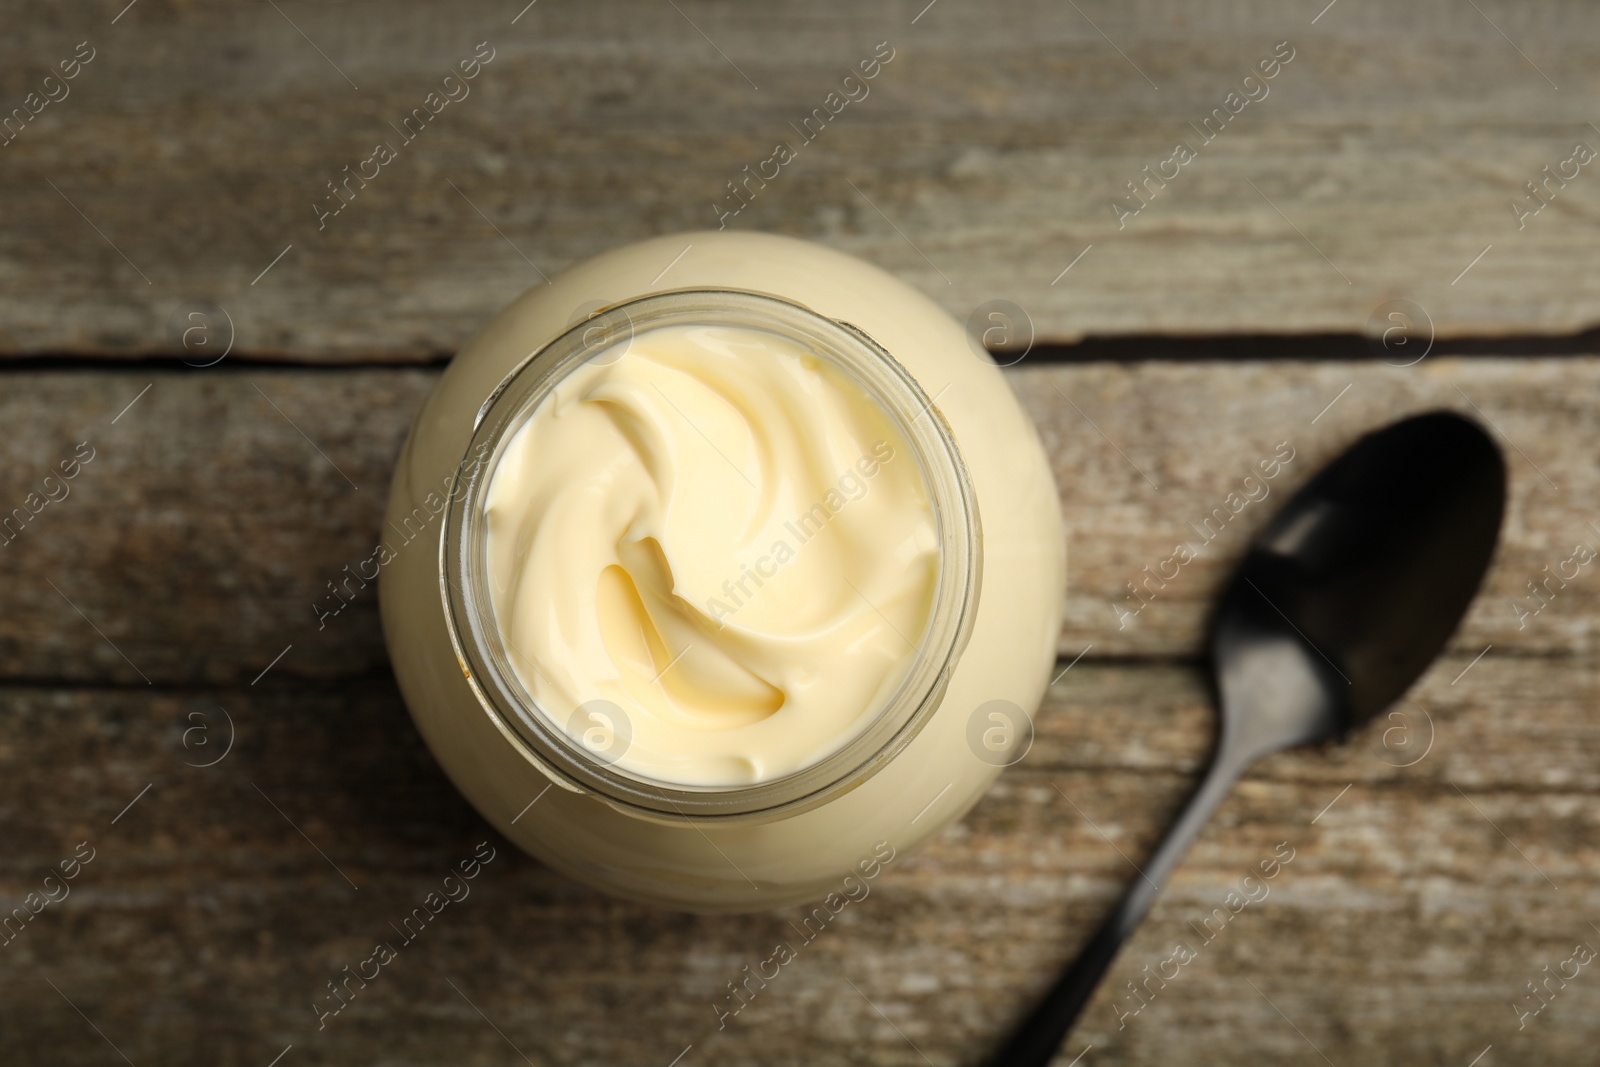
[2,654,1596,1066]
[1,354,1596,1063]
[3,0,1599,359]
[0,357,1595,686]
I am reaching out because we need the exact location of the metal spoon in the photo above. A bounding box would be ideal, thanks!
[992,410,1507,1066]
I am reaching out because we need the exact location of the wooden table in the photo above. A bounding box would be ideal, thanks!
[4,2,1598,1064]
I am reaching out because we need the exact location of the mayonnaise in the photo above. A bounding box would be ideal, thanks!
[482,323,938,786]
[381,231,1065,911]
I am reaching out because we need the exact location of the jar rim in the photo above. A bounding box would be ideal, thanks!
[439,287,982,821]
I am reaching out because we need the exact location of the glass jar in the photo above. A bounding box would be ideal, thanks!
[381,232,1063,911]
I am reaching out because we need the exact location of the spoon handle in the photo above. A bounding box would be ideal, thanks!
[990,754,1246,1066]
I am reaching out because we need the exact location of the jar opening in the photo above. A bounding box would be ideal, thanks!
[441,289,981,820]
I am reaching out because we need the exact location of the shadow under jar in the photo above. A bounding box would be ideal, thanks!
[380,232,1064,911]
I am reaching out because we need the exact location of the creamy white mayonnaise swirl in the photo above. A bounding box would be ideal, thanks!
[483,322,937,787]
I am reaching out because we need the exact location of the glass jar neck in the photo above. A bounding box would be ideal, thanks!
[441,288,981,822]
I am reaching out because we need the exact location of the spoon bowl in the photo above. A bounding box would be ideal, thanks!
[1212,410,1507,765]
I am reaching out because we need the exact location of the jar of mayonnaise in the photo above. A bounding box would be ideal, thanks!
[381,232,1063,911]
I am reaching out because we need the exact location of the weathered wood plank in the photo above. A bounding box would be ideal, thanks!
[0,357,1594,684]
[3,653,1597,1065]
[1017,358,1600,659]
[3,0,1599,359]
[1023,357,1600,661]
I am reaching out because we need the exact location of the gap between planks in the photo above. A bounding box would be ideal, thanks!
[4,326,1600,370]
